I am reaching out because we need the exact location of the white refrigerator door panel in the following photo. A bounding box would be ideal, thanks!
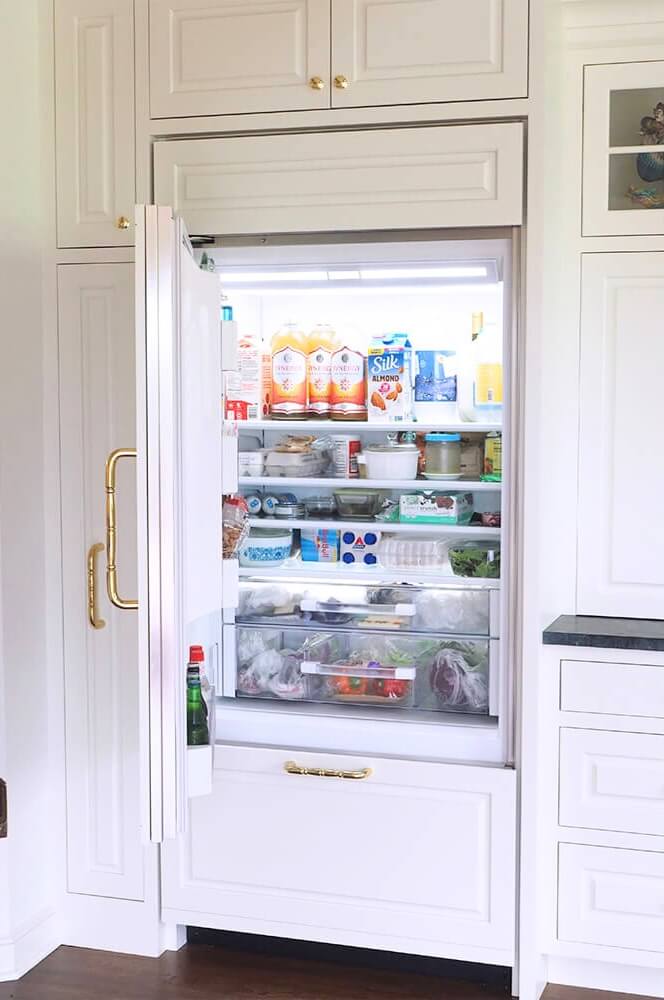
[136,205,222,843]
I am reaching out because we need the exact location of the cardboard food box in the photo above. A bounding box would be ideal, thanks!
[399,492,474,525]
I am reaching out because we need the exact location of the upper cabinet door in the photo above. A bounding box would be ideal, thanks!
[154,122,523,235]
[577,252,664,618]
[583,61,664,237]
[330,0,528,108]
[136,206,222,842]
[149,0,331,118]
[54,0,136,247]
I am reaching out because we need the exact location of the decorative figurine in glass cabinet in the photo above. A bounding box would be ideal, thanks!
[628,99,664,208]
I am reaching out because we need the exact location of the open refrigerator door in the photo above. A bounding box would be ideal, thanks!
[135,206,222,843]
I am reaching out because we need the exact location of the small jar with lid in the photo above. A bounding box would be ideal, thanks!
[423,433,461,478]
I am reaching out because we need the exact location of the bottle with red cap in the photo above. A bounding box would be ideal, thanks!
[186,645,210,746]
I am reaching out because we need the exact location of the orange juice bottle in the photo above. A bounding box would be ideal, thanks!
[330,343,367,421]
[270,322,308,419]
[307,323,339,418]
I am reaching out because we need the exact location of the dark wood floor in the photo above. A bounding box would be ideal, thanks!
[0,942,648,1000]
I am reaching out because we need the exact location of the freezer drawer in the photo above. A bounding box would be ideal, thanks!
[225,624,497,717]
[237,578,495,636]
[161,745,516,963]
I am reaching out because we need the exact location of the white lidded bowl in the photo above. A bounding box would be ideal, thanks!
[239,528,293,567]
[364,443,419,481]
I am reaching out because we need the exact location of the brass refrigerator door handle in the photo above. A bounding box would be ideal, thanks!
[87,542,106,629]
[105,448,138,610]
[0,779,6,838]
[284,760,372,780]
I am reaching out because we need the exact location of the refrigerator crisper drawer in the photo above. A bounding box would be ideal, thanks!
[236,579,495,636]
[225,624,497,717]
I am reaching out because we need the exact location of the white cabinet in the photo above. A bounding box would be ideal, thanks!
[583,61,664,237]
[560,658,664,718]
[148,0,528,119]
[161,745,516,963]
[330,0,529,109]
[577,252,664,618]
[558,843,664,960]
[58,263,144,899]
[153,122,523,236]
[559,728,664,837]
[55,0,135,247]
[149,0,331,117]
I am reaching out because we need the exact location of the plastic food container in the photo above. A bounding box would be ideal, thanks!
[423,433,461,478]
[364,443,419,480]
[303,495,337,518]
[238,528,293,567]
[300,659,414,707]
[448,541,501,579]
[264,449,329,478]
[378,534,448,569]
[274,501,306,520]
[239,451,264,477]
[333,488,383,520]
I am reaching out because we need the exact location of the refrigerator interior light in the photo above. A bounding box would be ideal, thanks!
[218,270,330,283]
[218,263,493,286]
[359,266,489,280]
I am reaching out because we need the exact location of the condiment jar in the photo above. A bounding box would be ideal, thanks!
[274,501,306,520]
[423,433,461,477]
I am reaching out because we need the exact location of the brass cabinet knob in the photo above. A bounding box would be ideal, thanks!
[309,76,325,90]
[334,75,349,90]
[116,215,130,230]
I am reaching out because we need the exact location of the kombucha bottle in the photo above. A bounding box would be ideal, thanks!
[306,323,339,418]
[270,322,308,419]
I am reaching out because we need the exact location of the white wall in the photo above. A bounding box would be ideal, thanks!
[0,0,57,977]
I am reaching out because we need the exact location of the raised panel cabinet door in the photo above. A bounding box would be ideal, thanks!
[58,263,143,899]
[153,122,524,235]
[149,0,331,117]
[577,253,664,618]
[161,747,516,963]
[559,728,664,837]
[55,0,135,247]
[330,0,529,108]
[558,844,664,957]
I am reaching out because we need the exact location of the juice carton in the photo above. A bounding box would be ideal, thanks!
[367,333,413,422]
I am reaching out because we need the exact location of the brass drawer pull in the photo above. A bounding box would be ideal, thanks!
[309,76,325,90]
[105,448,138,610]
[87,542,106,629]
[116,215,131,230]
[284,760,372,780]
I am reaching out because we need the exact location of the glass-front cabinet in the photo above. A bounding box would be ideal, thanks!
[584,61,664,236]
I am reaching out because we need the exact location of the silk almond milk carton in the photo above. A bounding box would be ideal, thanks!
[367,333,413,422]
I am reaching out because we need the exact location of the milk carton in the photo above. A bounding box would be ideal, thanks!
[367,333,413,423]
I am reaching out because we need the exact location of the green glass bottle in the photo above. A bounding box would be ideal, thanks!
[187,665,209,746]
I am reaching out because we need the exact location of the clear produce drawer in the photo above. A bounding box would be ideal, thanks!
[236,579,495,636]
[225,624,497,717]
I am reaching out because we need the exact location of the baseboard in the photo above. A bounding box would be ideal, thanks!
[547,955,664,999]
[0,907,60,982]
[61,892,171,958]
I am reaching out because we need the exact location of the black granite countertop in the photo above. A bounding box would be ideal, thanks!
[543,615,664,652]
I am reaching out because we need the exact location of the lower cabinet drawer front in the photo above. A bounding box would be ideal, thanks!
[558,843,664,954]
[560,659,664,718]
[559,728,664,836]
[162,746,516,959]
